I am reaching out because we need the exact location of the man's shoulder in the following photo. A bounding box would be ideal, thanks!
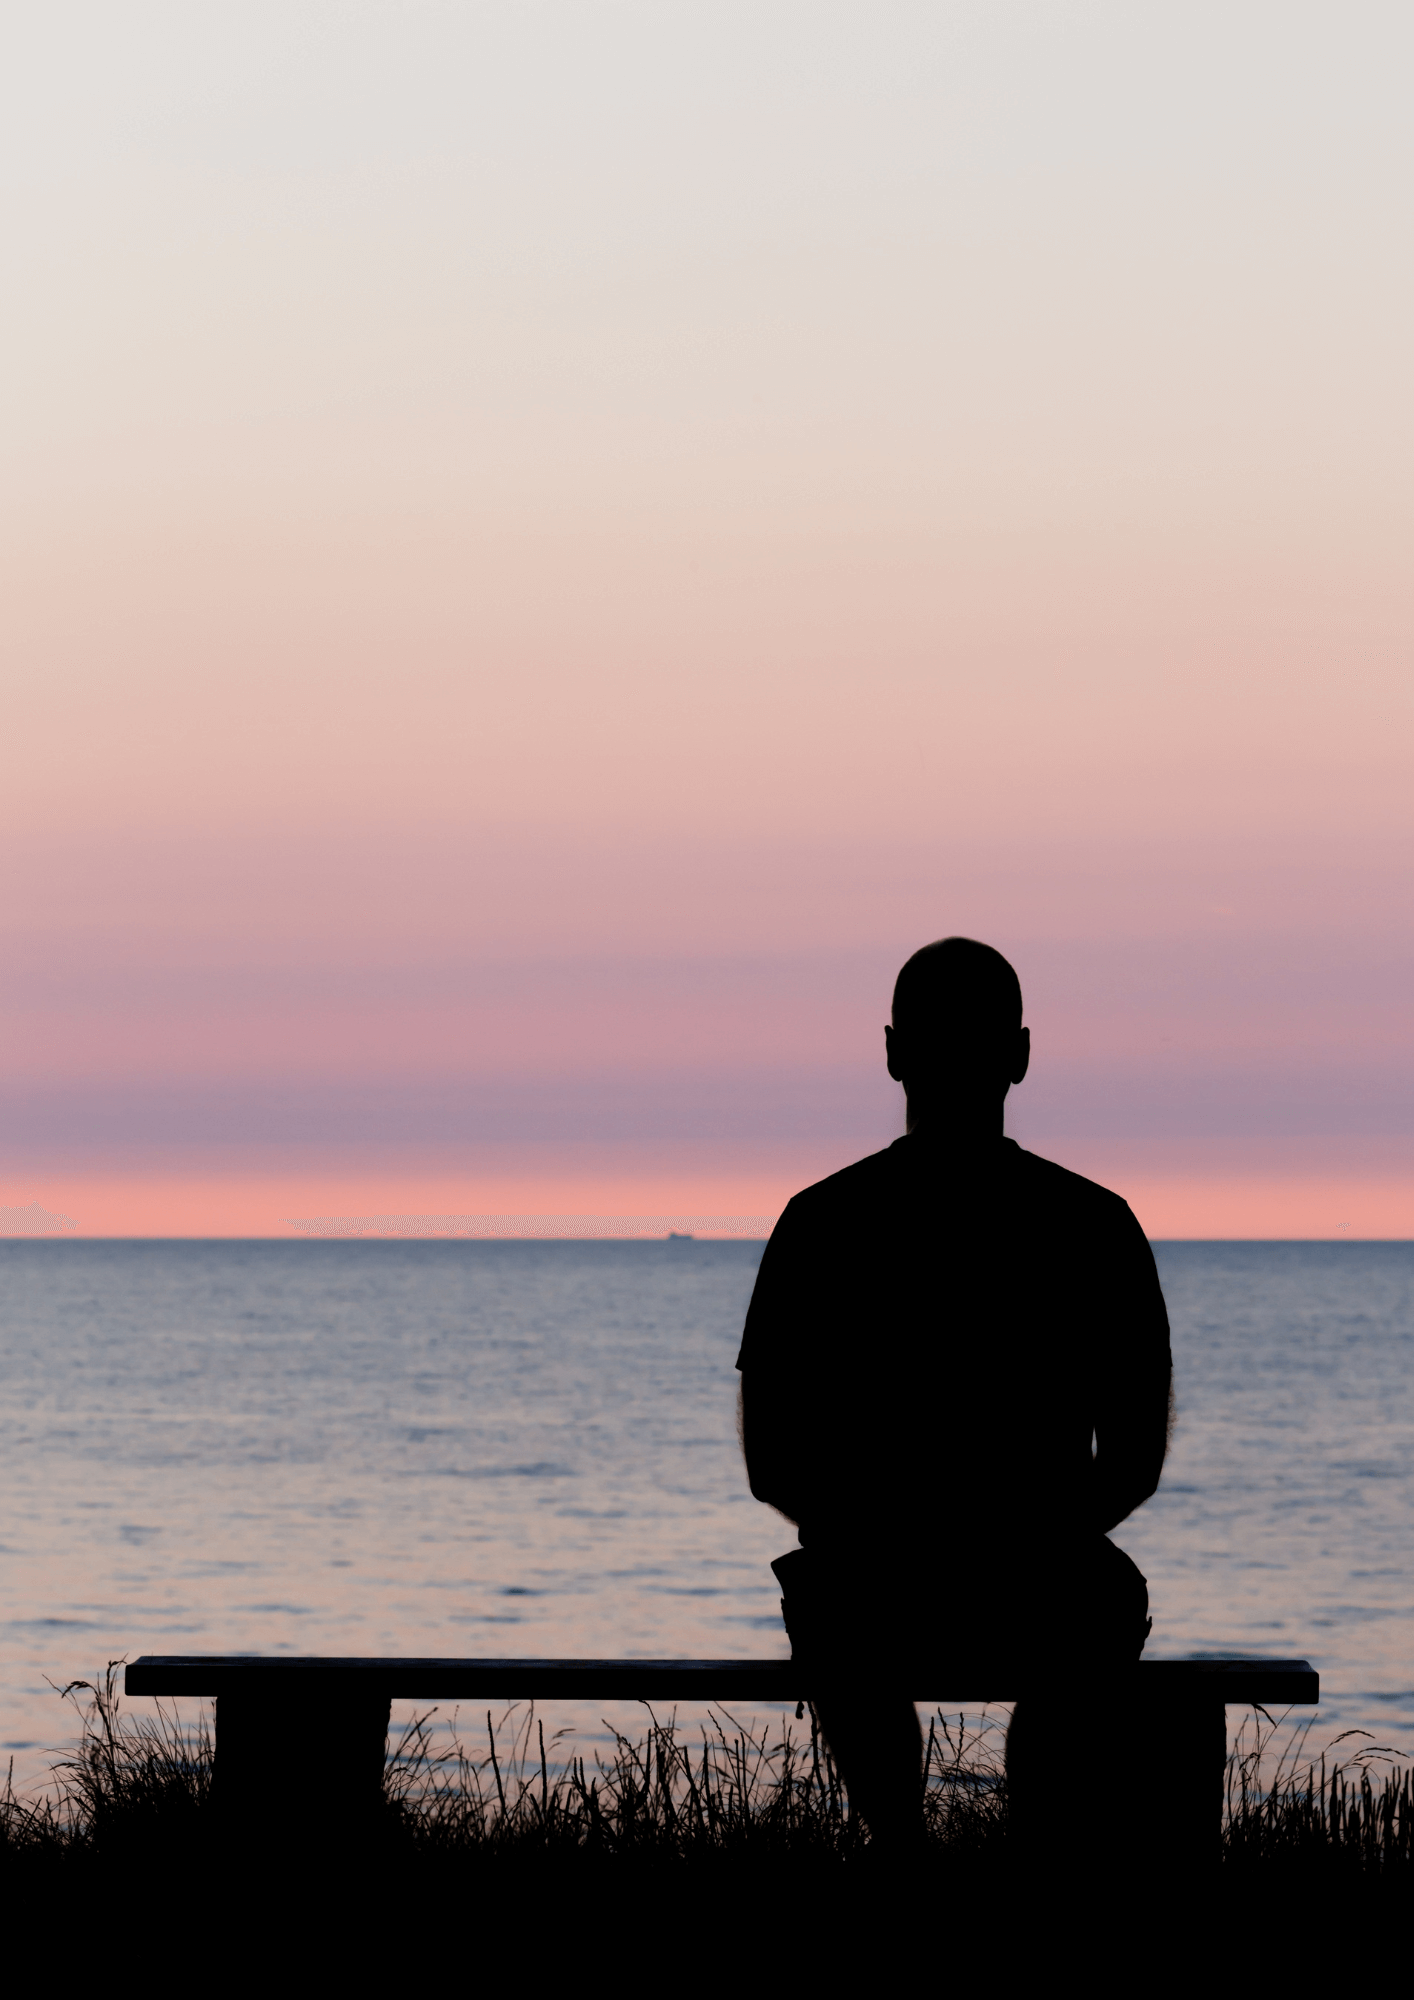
[771,1137,1149,1241]
[776,1144,904,1227]
[1008,1143,1144,1232]
[738,1147,903,1365]
[1009,1142,1130,1206]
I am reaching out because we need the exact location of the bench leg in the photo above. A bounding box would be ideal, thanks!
[1162,1700,1226,1870]
[1017,1691,1226,1876]
[214,1692,391,1849]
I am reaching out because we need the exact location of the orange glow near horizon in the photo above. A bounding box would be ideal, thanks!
[4,1137,1409,1242]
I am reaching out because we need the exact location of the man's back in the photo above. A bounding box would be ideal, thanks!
[737,1132,1170,1555]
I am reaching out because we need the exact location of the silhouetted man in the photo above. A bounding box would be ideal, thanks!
[736,937,1172,1849]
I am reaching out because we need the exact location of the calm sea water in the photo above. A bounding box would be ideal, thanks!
[0,1239,1410,1786]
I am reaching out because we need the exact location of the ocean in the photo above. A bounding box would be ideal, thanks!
[0,1238,1410,1787]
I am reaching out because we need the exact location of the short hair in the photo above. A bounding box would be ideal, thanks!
[891,938,1023,1035]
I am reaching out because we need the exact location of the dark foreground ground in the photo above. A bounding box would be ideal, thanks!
[2,1670,1408,1981]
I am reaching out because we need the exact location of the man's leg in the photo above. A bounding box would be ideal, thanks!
[1005,1538,1150,1870]
[812,1691,924,1851]
[775,1549,926,1850]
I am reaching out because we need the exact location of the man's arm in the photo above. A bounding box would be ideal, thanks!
[735,1200,820,1527]
[1092,1362,1172,1533]
[738,1370,807,1524]
[1090,1209,1174,1534]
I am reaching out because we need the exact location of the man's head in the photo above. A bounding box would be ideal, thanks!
[885,937,1029,1134]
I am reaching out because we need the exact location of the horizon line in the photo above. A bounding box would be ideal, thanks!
[1,1230,1410,1245]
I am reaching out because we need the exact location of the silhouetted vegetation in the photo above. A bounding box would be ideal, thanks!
[2,1664,1410,1879]
[1224,1707,1414,1880]
[0,1663,1006,1865]
[1,1666,1408,1975]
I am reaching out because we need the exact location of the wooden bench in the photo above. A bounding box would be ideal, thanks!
[126,1653,1318,1856]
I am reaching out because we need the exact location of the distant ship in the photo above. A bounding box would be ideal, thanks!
[667,1230,693,1240]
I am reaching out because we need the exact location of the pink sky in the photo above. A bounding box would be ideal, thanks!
[2,3,1410,1237]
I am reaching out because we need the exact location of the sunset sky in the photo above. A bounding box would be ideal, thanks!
[3,2,1410,1237]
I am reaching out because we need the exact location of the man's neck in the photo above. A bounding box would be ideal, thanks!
[904,1100,1007,1149]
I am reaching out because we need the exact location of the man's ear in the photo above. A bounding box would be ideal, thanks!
[885,1023,905,1083]
[1011,1026,1031,1086]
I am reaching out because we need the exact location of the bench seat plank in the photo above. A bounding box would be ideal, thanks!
[125,1655,1319,1705]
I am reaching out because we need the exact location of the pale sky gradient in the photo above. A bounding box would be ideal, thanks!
[2,2,1410,1235]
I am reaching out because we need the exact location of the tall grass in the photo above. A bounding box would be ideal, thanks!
[1224,1707,1414,1878]
[1,1663,1410,1886]
[0,1665,1005,1865]
[0,1665,211,1859]
[382,1695,1006,1861]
